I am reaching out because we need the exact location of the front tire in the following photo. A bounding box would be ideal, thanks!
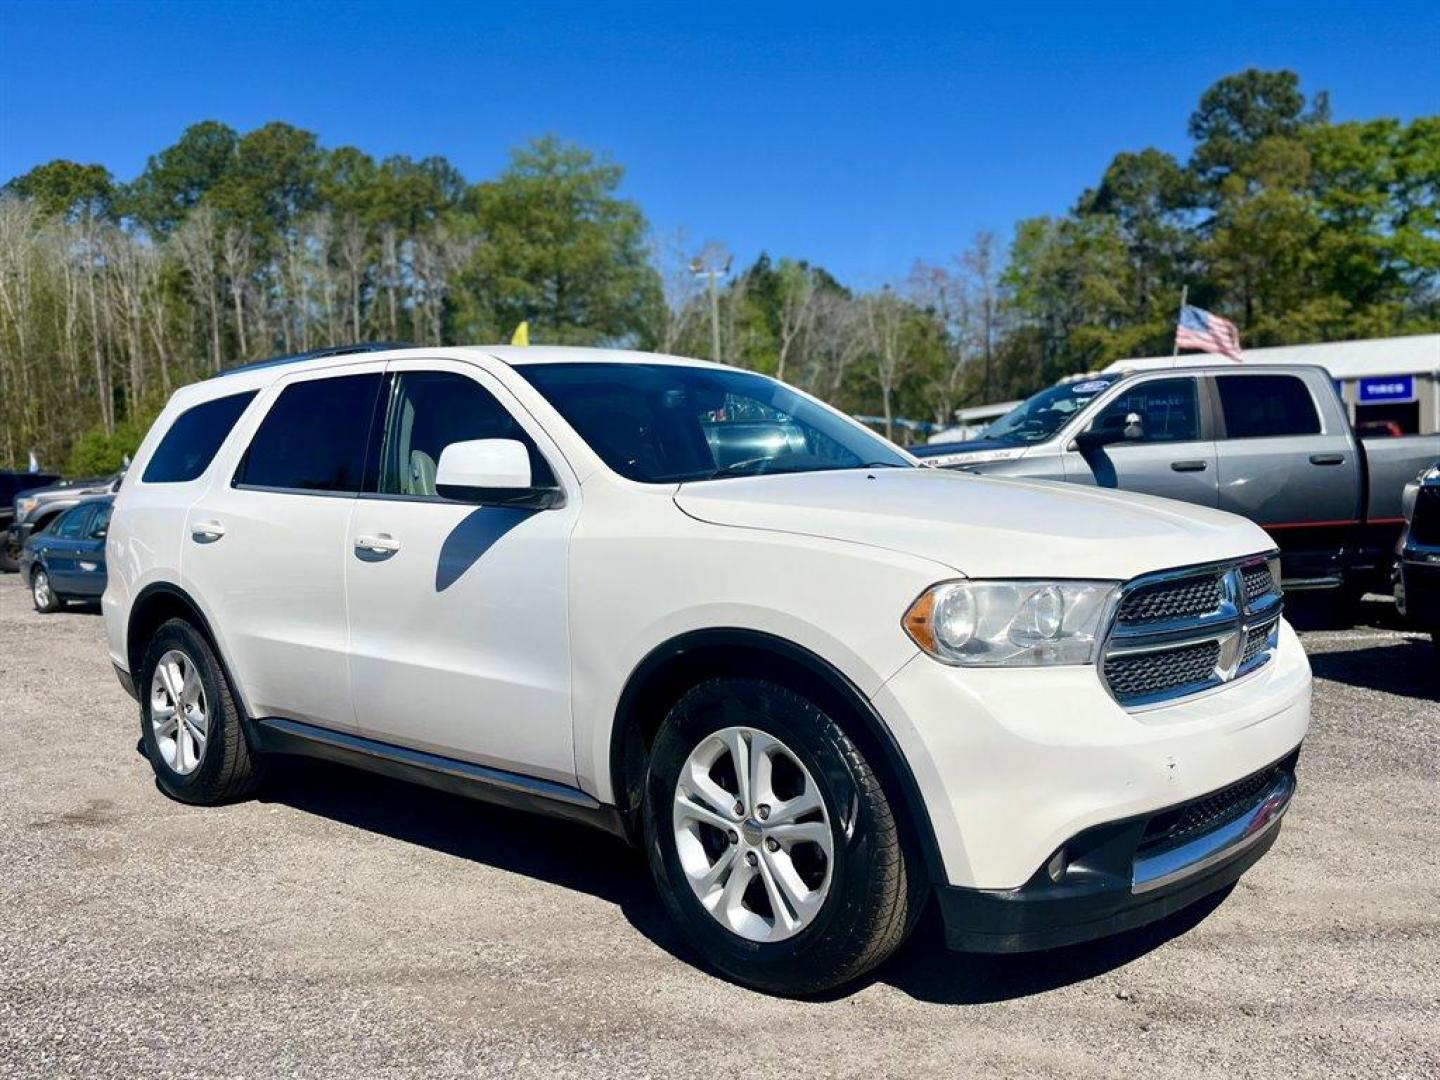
[138,618,261,804]
[643,677,918,995]
[31,567,62,612]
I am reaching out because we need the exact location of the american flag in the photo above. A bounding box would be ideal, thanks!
[1175,304,1242,361]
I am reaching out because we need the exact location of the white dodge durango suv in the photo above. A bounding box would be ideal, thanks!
[104,344,1310,994]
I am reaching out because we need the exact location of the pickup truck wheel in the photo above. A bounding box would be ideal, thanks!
[138,619,261,805]
[31,568,62,612]
[0,541,18,573]
[644,677,917,995]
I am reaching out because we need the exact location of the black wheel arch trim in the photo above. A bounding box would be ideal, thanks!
[610,627,946,883]
[127,581,256,726]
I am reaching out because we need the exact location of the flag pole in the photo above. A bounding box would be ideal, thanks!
[1172,284,1188,357]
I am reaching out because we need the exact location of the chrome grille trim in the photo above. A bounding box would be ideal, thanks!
[1100,553,1283,709]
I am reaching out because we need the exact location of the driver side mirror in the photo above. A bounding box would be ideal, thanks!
[435,439,562,509]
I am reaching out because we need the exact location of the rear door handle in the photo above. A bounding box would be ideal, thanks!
[354,533,400,555]
[1308,453,1345,466]
[1170,460,1208,472]
[191,521,226,542]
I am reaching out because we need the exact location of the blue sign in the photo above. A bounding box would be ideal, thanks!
[1358,376,1415,404]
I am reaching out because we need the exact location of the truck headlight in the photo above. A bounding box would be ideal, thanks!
[903,580,1119,666]
[18,496,38,516]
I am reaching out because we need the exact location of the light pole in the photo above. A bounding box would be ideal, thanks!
[690,252,732,364]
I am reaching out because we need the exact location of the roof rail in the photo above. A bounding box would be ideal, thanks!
[212,342,413,379]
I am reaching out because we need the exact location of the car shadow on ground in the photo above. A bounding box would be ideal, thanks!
[254,755,1233,1003]
[1307,639,1438,700]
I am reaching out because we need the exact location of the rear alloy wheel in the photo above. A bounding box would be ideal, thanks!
[139,618,261,804]
[31,568,62,613]
[645,677,919,995]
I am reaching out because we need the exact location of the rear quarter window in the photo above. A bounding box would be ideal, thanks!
[142,391,257,483]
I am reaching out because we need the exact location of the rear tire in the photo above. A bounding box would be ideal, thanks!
[643,677,919,995]
[138,618,261,804]
[31,568,62,613]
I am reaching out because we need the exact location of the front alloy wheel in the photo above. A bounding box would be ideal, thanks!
[645,677,919,995]
[672,726,833,942]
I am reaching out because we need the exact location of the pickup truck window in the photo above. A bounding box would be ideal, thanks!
[142,391,257,483]
[982,377,1119,444]
[1090,378,1200,442]
[1217,375,1321,439]
[516,363,909,483]
[236,374,382,493]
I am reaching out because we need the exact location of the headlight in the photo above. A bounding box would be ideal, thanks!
[17,496,38,516]
[903,580,1119,666]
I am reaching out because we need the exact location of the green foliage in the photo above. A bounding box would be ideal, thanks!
[65,413,156,476]
[3,160,115,220]
[460,136,661,344]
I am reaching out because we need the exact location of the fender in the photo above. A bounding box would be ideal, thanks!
[610,627,946,882]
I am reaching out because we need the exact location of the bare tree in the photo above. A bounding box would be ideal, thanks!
[862,288,908,441]
[175,208,223,372]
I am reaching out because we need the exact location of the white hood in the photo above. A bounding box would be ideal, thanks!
[674,468,1274,580]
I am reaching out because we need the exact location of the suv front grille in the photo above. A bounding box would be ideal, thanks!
[1411,486,1440,546]
[1101,555,1283,708]
[1117,576,1221,624]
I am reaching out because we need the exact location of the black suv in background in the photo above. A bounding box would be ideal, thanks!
[1396,463,1440,647]
[0,470,61,572]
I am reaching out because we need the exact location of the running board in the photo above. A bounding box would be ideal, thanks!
[251,717,629,840]
[1279,576,1343,591]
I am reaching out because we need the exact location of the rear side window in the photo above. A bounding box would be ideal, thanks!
[1216,375,1321,438]
[236,374,382,493]
[142,391,257,483]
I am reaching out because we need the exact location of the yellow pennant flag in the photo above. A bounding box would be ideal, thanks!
[510,320,530,346]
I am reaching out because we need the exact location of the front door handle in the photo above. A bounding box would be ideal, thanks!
[1170,460,1208,472]
[191,521,226,543]
[1309,453,1345,466]
[354,533,400,555]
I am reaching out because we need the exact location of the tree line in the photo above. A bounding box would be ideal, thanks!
[1,69,1436,473]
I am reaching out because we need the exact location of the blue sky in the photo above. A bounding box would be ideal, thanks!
[1,1,1436,286]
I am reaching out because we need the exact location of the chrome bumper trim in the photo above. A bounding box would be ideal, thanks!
[1131,769,1295,894]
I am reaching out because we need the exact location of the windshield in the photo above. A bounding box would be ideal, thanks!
[515,363,912,483]
[982,377,1119,444]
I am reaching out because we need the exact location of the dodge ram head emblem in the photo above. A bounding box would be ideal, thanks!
[1216,568,1247,680]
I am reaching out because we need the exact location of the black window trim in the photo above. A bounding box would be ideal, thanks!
[1209,370,1326,441]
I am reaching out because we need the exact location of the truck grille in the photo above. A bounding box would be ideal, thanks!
[1101,555,1283,708]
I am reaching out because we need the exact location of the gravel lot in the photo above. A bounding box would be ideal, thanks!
[1,574,1436,1079]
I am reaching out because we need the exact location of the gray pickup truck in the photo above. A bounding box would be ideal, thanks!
[3,473,121,573]
[911,364,1440,599]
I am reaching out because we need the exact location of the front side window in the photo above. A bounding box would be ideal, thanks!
[516,363,909,483]
[55,505,92,539]
[1217,375,1321,439]
[236,374,382,493]
[375,371,555,497]
[142,391,257,483]
[1091,378,1201,443]
[88,503,112,539]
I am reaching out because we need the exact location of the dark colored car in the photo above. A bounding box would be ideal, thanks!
[20,494,113,613]
[1395,463,1440,647]
[0,470,62,571]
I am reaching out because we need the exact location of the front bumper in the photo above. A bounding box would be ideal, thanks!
[1397,546,1440,627]
[937,750,1297,951]
[870,617,1311,891]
